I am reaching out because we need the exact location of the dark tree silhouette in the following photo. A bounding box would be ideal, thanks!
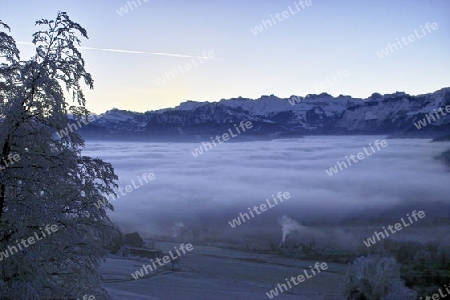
[0,12,119,298]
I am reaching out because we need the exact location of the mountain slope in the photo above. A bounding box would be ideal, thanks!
[80,88,450,140]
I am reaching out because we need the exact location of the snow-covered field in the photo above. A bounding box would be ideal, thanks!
[101,242,347,300]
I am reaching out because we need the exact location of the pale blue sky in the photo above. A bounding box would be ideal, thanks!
[1,0,449,113]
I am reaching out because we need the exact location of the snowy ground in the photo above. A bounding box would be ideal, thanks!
[100,242,347,300]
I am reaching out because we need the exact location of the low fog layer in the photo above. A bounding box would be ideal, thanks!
[82,136,450,242]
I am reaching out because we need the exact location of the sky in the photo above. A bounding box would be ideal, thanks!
[1,0,449,114]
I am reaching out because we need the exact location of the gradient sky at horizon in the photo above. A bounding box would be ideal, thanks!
[1,0,449,114]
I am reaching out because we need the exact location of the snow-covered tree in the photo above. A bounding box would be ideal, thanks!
[340,255,416,300]
[0,12,119,298]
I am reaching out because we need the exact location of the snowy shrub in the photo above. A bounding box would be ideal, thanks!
[340,255,416,300]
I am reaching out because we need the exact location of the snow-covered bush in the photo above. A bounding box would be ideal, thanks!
[340,255,416,300]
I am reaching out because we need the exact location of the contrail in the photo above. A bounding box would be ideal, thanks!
[17,42,212,59]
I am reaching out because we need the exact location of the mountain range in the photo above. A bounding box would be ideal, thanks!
[78,87,450,141]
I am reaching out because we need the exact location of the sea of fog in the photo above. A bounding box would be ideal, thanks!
[82,136,450,244]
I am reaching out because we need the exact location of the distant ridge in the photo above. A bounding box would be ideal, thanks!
[80,88,450,140]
